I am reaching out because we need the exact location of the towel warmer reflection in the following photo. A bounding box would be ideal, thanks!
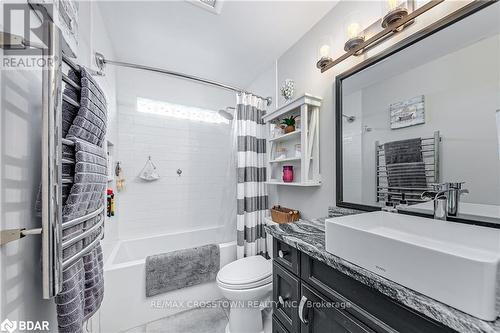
[375,131,441,205]
[0,19,105,298]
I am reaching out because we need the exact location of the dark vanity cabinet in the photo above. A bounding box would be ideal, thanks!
[271,238,457,333]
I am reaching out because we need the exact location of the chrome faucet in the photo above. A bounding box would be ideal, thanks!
[421,183,469,220]
[446,182,469,217]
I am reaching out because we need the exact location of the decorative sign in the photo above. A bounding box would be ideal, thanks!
[390,95,425,129]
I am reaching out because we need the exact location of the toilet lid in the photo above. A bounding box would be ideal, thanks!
[217,256,272,288]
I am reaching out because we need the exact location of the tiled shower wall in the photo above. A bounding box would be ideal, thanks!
[115,69,236,241]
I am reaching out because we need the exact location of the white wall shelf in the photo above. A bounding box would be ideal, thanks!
[266,180,321,187]
[269,157,303,163]
[265,94,322,187]
[268,130,301,142]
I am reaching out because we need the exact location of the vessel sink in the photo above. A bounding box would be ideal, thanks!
[325,211,500,321]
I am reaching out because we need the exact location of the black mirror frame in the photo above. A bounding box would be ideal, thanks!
[335,0,497,211]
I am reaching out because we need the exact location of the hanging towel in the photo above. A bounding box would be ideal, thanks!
[67,67,107,148]
[55,65,108,333]
[55,139,107,333]
[383,138,428,195]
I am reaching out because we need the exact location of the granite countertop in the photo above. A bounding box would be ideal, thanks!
[265,209,500,333]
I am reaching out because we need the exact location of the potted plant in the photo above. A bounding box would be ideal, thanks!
[281,115,297,133]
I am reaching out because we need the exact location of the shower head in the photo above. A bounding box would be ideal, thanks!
[218,107,235,121]
[342,114,356,123]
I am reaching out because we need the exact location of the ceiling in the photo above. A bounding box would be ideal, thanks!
[96,1,338,88]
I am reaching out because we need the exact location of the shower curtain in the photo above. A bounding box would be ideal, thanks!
[236,93,269,258]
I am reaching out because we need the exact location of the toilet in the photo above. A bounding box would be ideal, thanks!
[216,255,272,333]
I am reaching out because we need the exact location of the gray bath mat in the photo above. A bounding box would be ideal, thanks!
[145,244,220,297]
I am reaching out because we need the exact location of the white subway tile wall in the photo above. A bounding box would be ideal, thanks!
[116,103,235,240]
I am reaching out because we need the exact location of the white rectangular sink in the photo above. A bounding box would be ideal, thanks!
[325,211,500,321]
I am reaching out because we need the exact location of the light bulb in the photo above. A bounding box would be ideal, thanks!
[387,0,398,11]
[347,23,361,39]
[319,44,330,58]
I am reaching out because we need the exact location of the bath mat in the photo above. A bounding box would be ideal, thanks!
[145,244,220,297]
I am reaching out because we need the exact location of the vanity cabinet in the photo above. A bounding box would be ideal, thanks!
[300,284,374,333]
[272,238,457,333]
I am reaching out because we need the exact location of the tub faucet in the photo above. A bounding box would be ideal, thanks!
[421,183,469,221]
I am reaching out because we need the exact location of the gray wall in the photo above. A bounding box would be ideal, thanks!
[247,0,482,218]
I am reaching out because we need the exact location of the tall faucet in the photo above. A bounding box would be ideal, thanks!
[421,183,469,220]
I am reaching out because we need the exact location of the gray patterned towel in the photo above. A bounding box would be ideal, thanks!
[383,138,428,198]
[67,67,107,148]
[62,69,80,138]
[145,244,220,297]
[55,65,108,333]
[55,138,107,333]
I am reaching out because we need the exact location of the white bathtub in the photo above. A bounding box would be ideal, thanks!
[99,227,236,332]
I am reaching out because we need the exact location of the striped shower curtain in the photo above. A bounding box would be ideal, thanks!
[236,93,269,259]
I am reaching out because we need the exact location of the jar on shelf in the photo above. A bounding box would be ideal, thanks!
[272,124,284,138]
[294,144,301,158]
[283,165,294,183]
[275,147,288,160]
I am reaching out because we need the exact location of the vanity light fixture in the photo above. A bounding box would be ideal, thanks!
[344,22,365,55]
[317,0,444,73]
[382,0,409,31]
[316,37,333,70]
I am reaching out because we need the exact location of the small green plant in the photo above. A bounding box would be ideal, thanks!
[281,115,297,127]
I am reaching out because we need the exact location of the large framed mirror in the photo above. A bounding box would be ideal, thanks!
[336,1,500,225]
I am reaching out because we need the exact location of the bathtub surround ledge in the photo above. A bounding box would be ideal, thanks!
[265,213,500,333]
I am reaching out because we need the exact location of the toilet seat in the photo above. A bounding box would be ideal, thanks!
[217,256,272,290]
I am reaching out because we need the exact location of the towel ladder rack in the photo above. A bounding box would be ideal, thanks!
[375,130,441,205]
[62,206,105,230]
[62,229,104,270]
[62,217,104,250]
[62,94,80,108]
[62,73,81,91]
[62,53,80,72]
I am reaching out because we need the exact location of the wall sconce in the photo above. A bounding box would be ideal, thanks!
[344,22,365,55]
[316,36,333,70]
[382,0,410,31]
[316,0,443,74]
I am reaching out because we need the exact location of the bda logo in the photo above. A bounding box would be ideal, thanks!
[0,319,49,332]
[0,319,17,333]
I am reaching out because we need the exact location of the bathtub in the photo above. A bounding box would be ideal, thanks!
[99,227,236,332]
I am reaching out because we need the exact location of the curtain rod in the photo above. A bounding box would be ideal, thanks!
[94,52,272,106]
